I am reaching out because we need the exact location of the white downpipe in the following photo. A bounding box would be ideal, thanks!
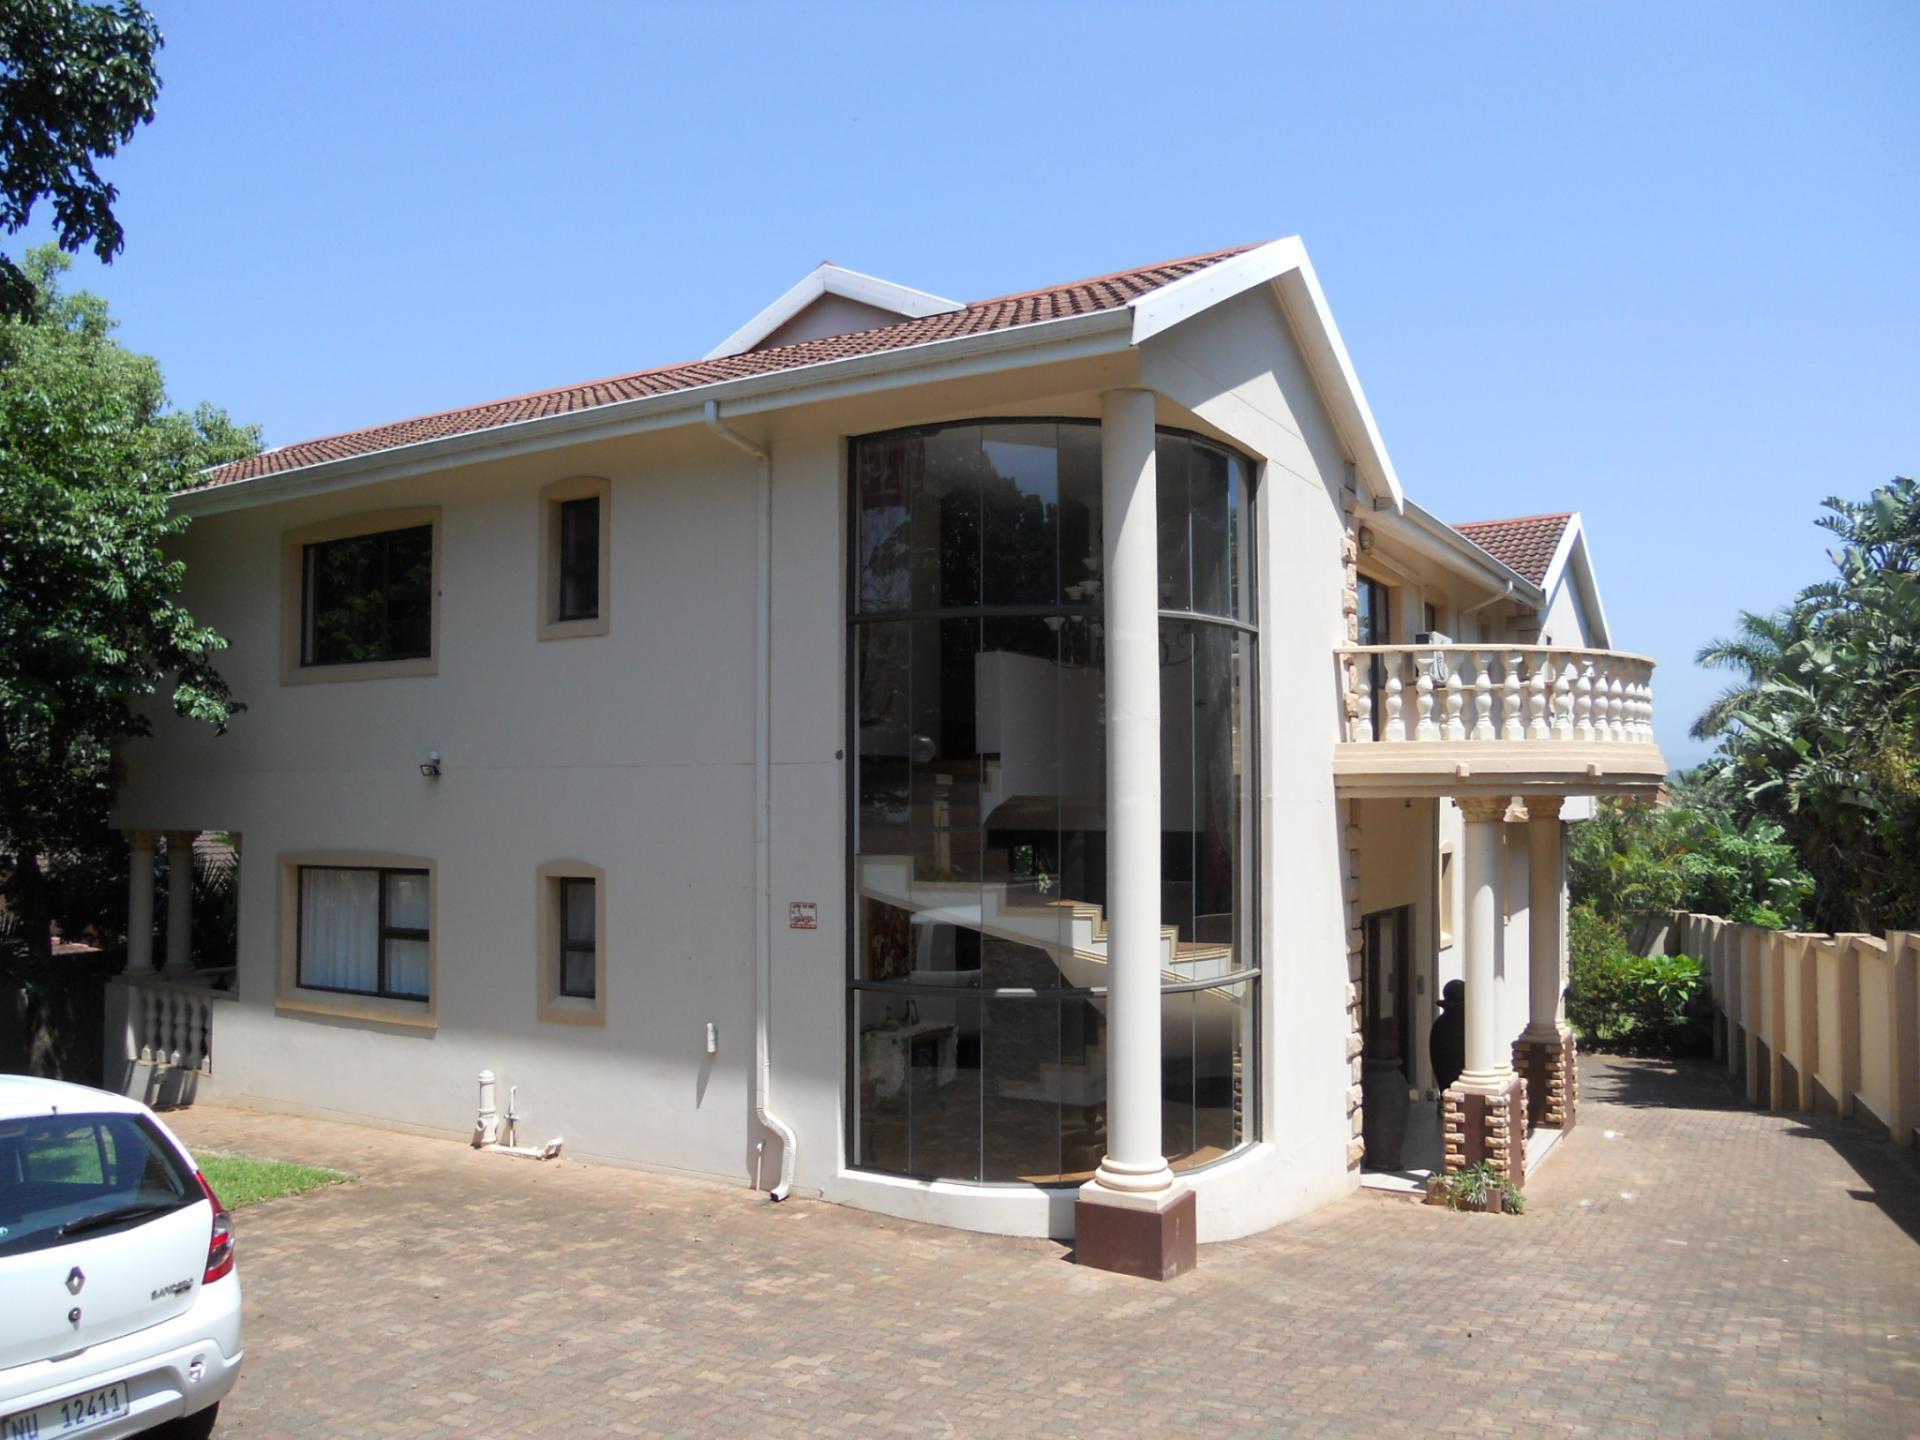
[705,399,797,1201]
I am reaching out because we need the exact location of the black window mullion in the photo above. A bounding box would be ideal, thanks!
[375,866,390,997]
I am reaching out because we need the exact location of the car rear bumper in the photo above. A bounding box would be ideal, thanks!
[0,1273,243,1436]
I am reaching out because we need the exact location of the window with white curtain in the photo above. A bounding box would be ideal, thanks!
[297,866,430,999]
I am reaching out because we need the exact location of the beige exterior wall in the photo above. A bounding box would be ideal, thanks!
[113,281,1445,1240]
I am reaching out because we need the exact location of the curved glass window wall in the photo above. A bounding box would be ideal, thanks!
[849,419,1259,1185]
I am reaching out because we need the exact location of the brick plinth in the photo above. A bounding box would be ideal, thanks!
[1513,1031,1579,1133]
[1075,1184,1197,1282]
[1442,1075,1529,1189]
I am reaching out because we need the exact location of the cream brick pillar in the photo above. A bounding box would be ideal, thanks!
[126,831,157,974]
[1075,387,1194,1281]
[1515,798,1576,1131]
[1443,796,1527,1188]
[163,831,198,977]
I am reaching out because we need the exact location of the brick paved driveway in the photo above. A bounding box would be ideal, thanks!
[169,1057,1920,1438]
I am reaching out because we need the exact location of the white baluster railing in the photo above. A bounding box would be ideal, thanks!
[124,970,234,1075]
[1336,645,1659,754]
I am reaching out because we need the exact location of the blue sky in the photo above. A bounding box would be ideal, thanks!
[20,2,1917,767]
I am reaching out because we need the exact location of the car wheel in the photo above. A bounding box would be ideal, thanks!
[154,1403,220,1439]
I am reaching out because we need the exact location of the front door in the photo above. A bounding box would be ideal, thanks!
[1362,905,1412,1079]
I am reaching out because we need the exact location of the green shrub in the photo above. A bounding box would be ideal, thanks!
[1567,904,1714,1057]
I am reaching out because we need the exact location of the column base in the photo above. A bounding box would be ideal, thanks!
[1074,1181,1196,1281]
[1513,1030,1578,1133]
[1441,1075,1528,1189]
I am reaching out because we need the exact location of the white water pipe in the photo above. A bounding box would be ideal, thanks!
[704,399,797,1201]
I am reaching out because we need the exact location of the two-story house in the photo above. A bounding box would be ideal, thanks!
[107,238,1664,1278]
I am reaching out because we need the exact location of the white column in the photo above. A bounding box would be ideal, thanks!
[1090,387,1173,1197]
[163,831,197,976]
[1455,796,1515,1092]
[126,831,157,974]
[1524,797,1568,1041]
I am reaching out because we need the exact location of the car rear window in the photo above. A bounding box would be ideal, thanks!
[0,1112,199,1258]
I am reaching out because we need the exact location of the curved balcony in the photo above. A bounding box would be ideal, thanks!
[1333,644,1668,799]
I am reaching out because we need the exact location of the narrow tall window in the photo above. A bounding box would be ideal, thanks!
[557,877,597,999]
[557,497,600,622]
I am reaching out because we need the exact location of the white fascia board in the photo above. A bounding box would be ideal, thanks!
[1550,519,1614,649]
[1391,499,1546,605]
[178,307,1134,517]
[704,263,962,360]
[1130,236,1406,514]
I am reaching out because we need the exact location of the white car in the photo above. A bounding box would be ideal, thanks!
[0,1076,242,1439]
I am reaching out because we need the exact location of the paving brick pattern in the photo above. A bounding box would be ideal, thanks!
[169,1056,1920,1438]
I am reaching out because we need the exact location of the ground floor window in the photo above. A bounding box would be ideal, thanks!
[296,865,430,1000]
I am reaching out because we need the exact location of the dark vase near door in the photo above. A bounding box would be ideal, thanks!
[1361,1022,1411,1170]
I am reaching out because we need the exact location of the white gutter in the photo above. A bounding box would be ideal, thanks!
[179,307,1135,518]
[701,399,796,1202]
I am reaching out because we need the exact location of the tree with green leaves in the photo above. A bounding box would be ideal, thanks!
[0,0,162,317]
[0,246,256,979]
[1693,478,1920,932]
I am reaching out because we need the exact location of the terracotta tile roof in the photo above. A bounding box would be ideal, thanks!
[200,244,1258,490]
[1452,512,1573,587]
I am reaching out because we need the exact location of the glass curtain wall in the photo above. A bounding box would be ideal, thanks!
[850,419,1258,1185]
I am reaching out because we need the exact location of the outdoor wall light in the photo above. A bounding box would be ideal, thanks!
[420,750,442,779]
[1357,524,1376,553]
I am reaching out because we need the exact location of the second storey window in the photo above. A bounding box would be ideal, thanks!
[297,866,430,1000]
[301,524,433,667]
[557,498,600,622]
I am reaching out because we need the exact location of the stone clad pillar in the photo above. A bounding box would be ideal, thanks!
[1075,387,1195,1281]
[1443,797,1528,1188]
[126,831,157,974]
[1514,798,1577,1132]
[163,831,198,976]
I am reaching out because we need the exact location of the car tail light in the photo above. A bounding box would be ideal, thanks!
[196,1170,235,1283]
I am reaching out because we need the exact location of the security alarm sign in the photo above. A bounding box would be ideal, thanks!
[788,902,818,930]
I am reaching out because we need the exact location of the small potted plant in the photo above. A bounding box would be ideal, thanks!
[1426,1162,1526,1214]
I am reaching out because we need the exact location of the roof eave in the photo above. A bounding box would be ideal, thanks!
[1391,500,1547,606]
[178,306,1136,516]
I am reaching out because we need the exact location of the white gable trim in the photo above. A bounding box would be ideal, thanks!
[1542,515,1613,650]
[705,263,961,360]
[1130,237,1406,514]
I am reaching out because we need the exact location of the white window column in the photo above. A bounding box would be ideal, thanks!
[1089,386,1175,1199]
[164,831,198,976]
[1456,797,1514,1091]
[126,831,157,973]
[1524,797,1567,1041]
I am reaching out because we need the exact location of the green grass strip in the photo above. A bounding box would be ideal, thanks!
[198,1152,351,1208]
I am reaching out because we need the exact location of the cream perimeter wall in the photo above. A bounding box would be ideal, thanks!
[115,281,1365,1242]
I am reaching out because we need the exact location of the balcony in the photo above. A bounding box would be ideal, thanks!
[1333,644,1668,799]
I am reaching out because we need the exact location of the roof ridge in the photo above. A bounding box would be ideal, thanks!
[964,241,1264,307]
[1454,511,1575,528]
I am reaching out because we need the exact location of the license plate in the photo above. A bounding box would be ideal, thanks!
[1,1381,129,1438]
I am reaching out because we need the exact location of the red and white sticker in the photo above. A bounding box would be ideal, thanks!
[788,902,818,930]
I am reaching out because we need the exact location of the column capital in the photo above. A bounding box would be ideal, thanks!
[124,829,158,849]
[164,829,201,849]
[1522,796,1565,822]
[1456,795,1512,824]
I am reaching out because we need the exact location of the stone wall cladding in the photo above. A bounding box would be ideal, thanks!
[1512,1032,1578,1132]
[1442,1076,1529,1188]
[1341,473,1366,1173]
